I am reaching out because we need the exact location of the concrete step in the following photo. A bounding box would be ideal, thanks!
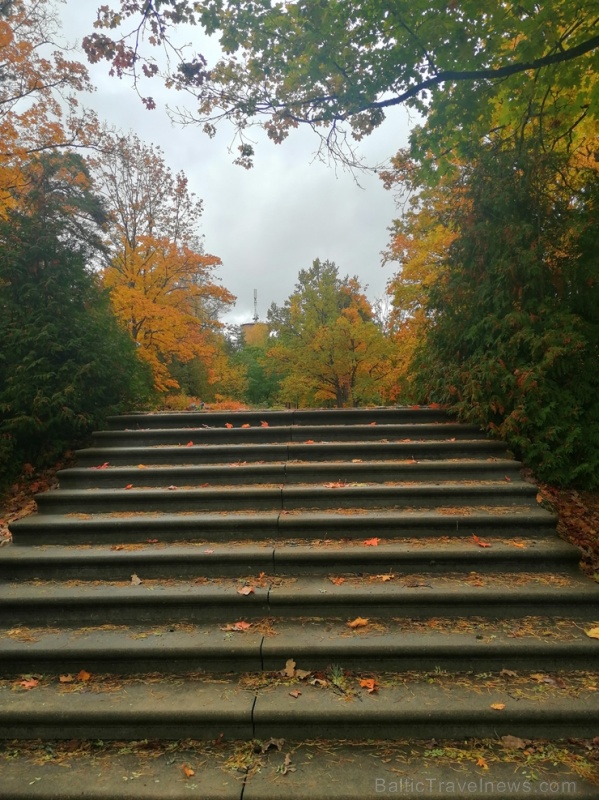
[3,573,599,626]
[1,739,596,799]
[56,458,524,489]
[0,537,580,580]
[106,406,452,429]
[74,438,510,466]
[34,482,541,515]
[9,507,558,545]
[91,422,487,448]
[1,617,597,675]
[1,670,598,741]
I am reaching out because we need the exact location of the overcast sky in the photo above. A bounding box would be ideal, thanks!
[58,1,415,324]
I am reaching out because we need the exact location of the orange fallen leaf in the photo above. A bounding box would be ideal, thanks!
[351,459,362,463]
[19,678,39,690]
[490,702,506,711]
[77,670,91,682]
[221,621,252,632]
[59,674,74,683]
[429,402,441,409]
[329,577,345,585]
[225,423,233,428]
[137,464,147,468]
[369,422,377,426]
[504,475,512,482]
[304,439,315,444]
[511,541,526,548]
[472,534,492,548]
[237,586,255,595]
[186,441,194,446]
[260,421,269,427]
[182,764,195,778]
[363,537,380,547]
[241,423,251,428]
[124,484,133,490]
[93,462,110,470]
[585,627,599,640]
[289,689,302,698]
[360,678,378,693]
[476,756,489,769]
[347,617,369,628]
[324,481,345,489]
[376,574,393,582]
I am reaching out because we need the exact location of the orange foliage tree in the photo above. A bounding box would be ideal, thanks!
[92,132,235,392]
[0,0,97,213]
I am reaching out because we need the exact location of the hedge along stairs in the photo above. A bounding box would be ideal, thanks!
[1,407,599,799]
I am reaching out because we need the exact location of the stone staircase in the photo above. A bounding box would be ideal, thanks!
[1,407,598,798]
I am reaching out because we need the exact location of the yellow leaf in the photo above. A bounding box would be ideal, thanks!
[347,617,369,628]
[490,703,505,711]
[476,756,489,769]
[585,627,599,640]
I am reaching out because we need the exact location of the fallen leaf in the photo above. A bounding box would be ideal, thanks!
[260,421,269,427]
[376,574,394,582]
[351,459,363,463]
[324,481,346,489]
[329,577,345,585]
[347,617,369,628]
[363,537,380,547]
[369,422,377,426]
[476,756,489,770]
[490,702,506,711]
[204,548,215,554]
[147,538,158,544]
[124,484,133,490]
[241,424,251,428]
[295,668,311,680]
[59,674,74,683]
[260,738,285,754]
[186,441,194,447]
[225,423,233,429]
[220,621,252,632]
[280,658,296,678]
[585,627,599,639]
[167,485,178,490]
[536,492,544,503]
[77,670,91,682]
[92,462,110,470]
[137,464,147,469]
[500,669,518,678]
[360,678,378,693]
[304,439,315,444]
[131,573,142,585]
[18,678,39,690]
[511,541,526,548]
[237,586,255,595]
[310,677,328,687]
[182,764,195,778]
[472,534,492,548]
[289,689,302,698]
[502,735,527,750]
[111,545,124,551]
[504,475,512,482]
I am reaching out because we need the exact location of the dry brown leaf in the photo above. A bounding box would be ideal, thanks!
[280,658,296,678]
[241,424,251,428]
[502,735,527,750]
[360,678,378,693]
[59,674,74,683]
[237,586,255,596]
[260,421,269,427]
[131,573,142,585]
[490,702,506,711]
[472,534,492,548]
[347,617,369,628]
[77,670,91,682]
[500,669,518,678]
[476,756,489,770]
[363,537,380,547]
[18,678,39,690]
[329,576,345,585]
[182,764,195,778]
[289,689,302,698]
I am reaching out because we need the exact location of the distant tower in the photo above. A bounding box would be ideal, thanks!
[241,289,269,346]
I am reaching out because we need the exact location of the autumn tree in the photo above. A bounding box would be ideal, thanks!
[83,1,599,165]
[267,259,394,408]
[0,151,153,483]
[91,131,235,393]
[0,0,98,208]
